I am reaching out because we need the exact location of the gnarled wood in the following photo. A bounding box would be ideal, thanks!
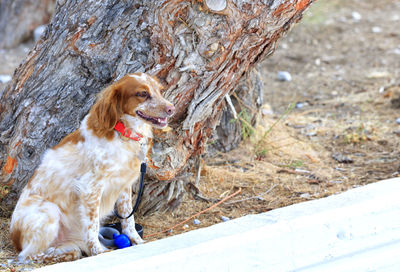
[0,0,315,215]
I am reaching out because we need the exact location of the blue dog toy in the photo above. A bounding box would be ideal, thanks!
[113,233,131,249]
[99,226,131,249]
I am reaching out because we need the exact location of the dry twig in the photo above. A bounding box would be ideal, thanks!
[224,184,277,205]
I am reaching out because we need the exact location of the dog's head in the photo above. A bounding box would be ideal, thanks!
[116,73,175,128]
[88,73,175,139]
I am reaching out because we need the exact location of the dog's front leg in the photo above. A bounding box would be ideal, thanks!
[116,186,144,244]
[79,185,107,256]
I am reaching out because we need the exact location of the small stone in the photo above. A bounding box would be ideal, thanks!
[300,193,311,198]
[277,71,292,82]
[371,26,382,33]
[396,117,400,124]
[306,131,317,137]
[256,196,265,201]
[34,25,47,42]
[351,11,362,21]
[220,216,230,222]
[0,74,11,83]
[315,58,321,66]
[193,219,201,225]
[295,102,304,109]
[183,224,189,229]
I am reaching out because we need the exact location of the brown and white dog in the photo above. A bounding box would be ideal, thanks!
[10,73,175,263]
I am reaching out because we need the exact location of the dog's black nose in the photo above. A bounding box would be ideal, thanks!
[165,105,175,116]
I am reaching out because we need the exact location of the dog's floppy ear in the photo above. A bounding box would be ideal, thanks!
[87,85,122,139]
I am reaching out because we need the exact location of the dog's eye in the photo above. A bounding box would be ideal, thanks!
[136,91,148,98]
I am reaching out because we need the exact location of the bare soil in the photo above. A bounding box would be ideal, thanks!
[1,0,400,270]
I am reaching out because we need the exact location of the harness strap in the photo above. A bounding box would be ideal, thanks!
[114,162,146,220]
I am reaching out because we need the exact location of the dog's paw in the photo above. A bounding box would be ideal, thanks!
[131,235,145,245]
[15,255,33,265]
[89,244,109,256]
[126,231,145,245]
[123,226,145,245]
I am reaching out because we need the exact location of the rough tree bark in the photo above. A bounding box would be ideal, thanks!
[212,69,263,153]
[0,0,315,215]
[0,0,55,48]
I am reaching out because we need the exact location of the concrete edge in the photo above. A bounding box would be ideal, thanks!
[36,178,400,271]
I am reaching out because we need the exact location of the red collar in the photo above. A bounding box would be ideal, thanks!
[114,121,144,141]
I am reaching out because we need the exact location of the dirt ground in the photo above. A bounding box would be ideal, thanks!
[1,0,400,270]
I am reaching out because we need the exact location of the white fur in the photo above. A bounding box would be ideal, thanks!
[128,73,148,82]
[10,116,148,261]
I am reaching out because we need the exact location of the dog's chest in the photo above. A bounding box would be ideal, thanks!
[97,139,145,217]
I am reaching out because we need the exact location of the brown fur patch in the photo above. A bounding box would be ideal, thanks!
[87,85,121,140]
[86,73,163,139]
[54,130,85,149]
[10,227,22,252]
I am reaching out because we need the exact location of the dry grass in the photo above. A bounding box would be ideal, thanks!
[137,108,350,243]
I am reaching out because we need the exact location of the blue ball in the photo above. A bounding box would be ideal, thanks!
[113,233,132,249]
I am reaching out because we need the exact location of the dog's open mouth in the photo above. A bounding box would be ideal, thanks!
[136,110,167,127]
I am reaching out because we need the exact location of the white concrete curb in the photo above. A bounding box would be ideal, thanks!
[36,178,400,272]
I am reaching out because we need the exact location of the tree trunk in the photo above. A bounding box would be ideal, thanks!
[0,0,315,215]
[0,0,55,48]
[212,68,263,153]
